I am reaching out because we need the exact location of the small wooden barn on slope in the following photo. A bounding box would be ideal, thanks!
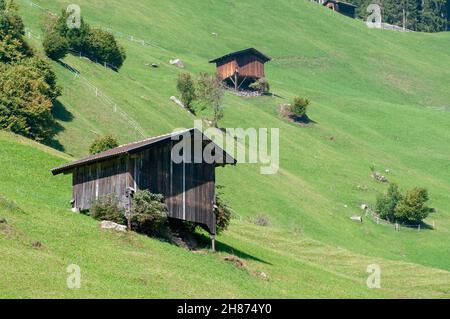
[209,48,271,90]
[321,0,356,19]
[52,128,236,239]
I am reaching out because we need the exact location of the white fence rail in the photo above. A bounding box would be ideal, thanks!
[24,27,147,139]
[364,207,434,232]
[28,1,170,51]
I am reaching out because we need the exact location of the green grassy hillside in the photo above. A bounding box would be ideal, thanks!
[1,130,450,298]
[0,0,449,297]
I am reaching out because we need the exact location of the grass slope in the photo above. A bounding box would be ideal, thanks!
[1,130,450,298]
[0,0,449,297]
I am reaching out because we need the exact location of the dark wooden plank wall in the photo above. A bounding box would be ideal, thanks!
[72,141,217,233]
[95,141,217,234]
[73,156,130,211]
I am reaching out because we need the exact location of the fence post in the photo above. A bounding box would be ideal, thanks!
[395,223,399,231]
[376,217,379,224]
[418,224,421,232]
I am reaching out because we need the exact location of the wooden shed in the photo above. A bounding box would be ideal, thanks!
[209,48,271,90]
[52,128,236,243]
[322,0,356,19]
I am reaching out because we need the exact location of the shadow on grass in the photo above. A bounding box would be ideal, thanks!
[44,99,74,152]
[190,230,272,265]
[289,114,317,125]
[57,60,80,75]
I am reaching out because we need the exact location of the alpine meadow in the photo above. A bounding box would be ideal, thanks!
[1,0,450,300]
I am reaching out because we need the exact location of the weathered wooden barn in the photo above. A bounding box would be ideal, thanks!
[322,0,356,19]
[52,128,236,242]
[209,48,271,90]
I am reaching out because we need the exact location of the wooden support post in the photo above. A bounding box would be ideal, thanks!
[234,72,238,91]
[211,234,216,252]
[237,77,247,90]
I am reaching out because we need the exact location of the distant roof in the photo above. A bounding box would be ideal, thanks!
[323,0,356,7]
[209,48,271,64]
[51,128,236,175]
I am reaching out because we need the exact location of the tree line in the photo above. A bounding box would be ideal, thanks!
[349,0,449,32]
[0,0,60,143]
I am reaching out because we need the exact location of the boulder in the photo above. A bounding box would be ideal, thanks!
[372,171,388,183]
[169,58,184,68]
[100,220,127,232]
[361,204,369,210]
[259,272,268,280]
[350,216,363,222]
[169,96,186,109]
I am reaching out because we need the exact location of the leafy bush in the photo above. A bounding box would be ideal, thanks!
[0,58,61,142]
[0,4,33,63]
[49,10,126,69]
[130,190,169,237]
[249,78,270,93]
[177,73,196,113]
[52,10,90,52]
[90,194,126,224]
[197,72,224,127]
[289,97,310,118]
[86,28,126,68]
[375,183,402,222]
[375,184,434,225]
[215,192,232,234]
[43,31,68,60]
[253,214,270,227]
[394,188,434,224]
[89,135,119,155]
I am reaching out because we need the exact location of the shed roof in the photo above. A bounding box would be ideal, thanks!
[209,48,271,64]
[51,128,236,176]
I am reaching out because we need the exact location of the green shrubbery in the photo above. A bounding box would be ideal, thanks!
[0,2,32,63]
[176,73,196,114]
[90,191,169,237]
[91,187,231,238]
[86,28,126,68]
[42,9,126,68]
[0,4,61,142]
[214,187,232,234]
[376,183,434,225]
[90,194,126,224]
[289,97,310,119]
[43,31,68,60]
[130,190,169,237]
[197,72,224,128]
[89,135,119,155]
[249,78,270,93]
[175,72,225,126]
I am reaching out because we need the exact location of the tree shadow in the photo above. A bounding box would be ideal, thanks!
[65,51,119,72]
[44,100,74,152]
[57,60,80,75]
[191,230,272,265]
[289,114,317,125]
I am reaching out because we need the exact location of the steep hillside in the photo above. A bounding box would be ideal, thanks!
[1,130,450,298]
[2,0,449,297]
